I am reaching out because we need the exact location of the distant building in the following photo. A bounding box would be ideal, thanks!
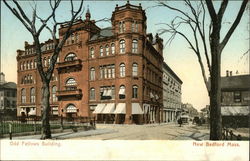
[16,2,164,124]
[181,103,199,118]
[0,72,17,116]
[162,62,182,122]
[220,73,250,127]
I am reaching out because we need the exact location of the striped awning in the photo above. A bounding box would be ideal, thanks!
[221,106,249,116]
[132,103,143,114]
[66,105,77,113]
[93,104,106,114]
[113,103,126,114]
[102,103,115,114]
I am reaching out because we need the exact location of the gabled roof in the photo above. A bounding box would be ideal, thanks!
[90,27,113,41]
[221,74,250,90]
[0,82,17,90]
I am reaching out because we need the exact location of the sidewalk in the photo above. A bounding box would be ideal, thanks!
[2,128,117,140]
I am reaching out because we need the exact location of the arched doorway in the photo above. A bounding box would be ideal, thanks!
[65,104,77,120]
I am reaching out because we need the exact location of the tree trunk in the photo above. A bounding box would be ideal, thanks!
[41,82,52,139]
[209,36,222,140]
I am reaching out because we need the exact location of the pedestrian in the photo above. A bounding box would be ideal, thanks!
[178,118,182,127]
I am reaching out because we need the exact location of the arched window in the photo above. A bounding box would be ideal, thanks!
[24,76,27,84]
[75,33,79,42]
[65,78,77,90]
[30,88,35,103]
[90,47,94,58]
[43,58,47,67]
[119,21,125,33]
[23,62,26,70]
[30,75,33,84]
[111,43,115,55]
[21,88,26,103]
[20,62,23,71]
[132,63,138,76]
[90,68,95,80]
[119,63,125,77]
[131,21,138,32]
[90,88,95,100]
[48,57,50,66]
[27,61,30,69]
[52,86,57,102]
[119,85,126,99]
[132,85,138,98]
[105,45,109,56]
[100,46,103,56]
[119,40,125,53]
[65,53,77,61]
[132,39,138,53]
[71,34,75,43]
[30,61,33,69]
[34,59,37,68]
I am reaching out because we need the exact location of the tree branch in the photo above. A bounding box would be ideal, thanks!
[158,1,196,23]
[220,0,248,51]
[3,0,33,33]
[217,0,229,24]
[205,0,217,23]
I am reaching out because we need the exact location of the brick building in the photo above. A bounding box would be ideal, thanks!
[16,2,163,124]
[162,62,182,122]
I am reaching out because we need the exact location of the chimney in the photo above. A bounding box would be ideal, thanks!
[226,70,229,77]
[24,41,29,47]
[0,72,5,84]
[230,71,232,76]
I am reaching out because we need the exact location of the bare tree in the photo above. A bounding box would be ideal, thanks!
[158,0,248,140]
[3,0,84,139]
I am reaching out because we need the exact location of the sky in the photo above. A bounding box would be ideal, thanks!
[1,1,249,111]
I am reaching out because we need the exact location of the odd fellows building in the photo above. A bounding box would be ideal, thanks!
[16,2,164,124]
[162,62,182,122]
[220,72,250,127]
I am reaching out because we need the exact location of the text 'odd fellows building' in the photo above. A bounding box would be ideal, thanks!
[16,2,182,124]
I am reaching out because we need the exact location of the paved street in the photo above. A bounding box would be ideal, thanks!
[3,122,210,140]
[70,123,210,140]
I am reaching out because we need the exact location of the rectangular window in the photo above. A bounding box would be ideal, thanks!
[90,89,95,100]
[111,65,115,78]
[21,96,26,103]
[100,86,114,100]
[108,68,112,78]
[104,68,107,79]
[99,67,104,79]
[99,64,115,80]
[234,91,241,103]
